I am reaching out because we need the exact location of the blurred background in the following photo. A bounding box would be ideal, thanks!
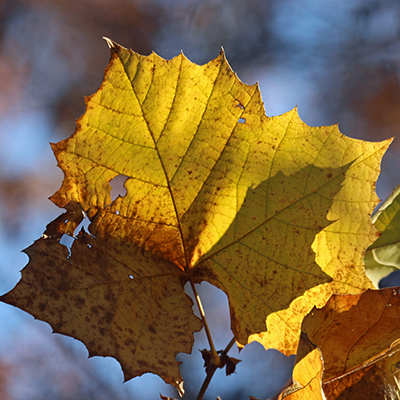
[1,0,400,399]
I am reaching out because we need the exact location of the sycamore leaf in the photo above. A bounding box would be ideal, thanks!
[365,184,400,286]
[363,251,395,289]
[249,144,390,353]
[0,39,390,388]
[1,206,202,393]
[371,184,400,251]
[302,288,400,382]
[251,333,324,400]
[322,343,400,400]
[278,334,324,400]
[323,344,400,400]
[270,289,400,400]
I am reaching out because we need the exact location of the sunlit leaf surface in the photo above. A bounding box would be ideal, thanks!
[0,39,390,389]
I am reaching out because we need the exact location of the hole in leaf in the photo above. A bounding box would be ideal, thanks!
[128,275,134,280]
[73,211,91,237]
[110,175,129,201]
[116,210,120,215]
[235,101,244,109]
[60,234,73,257]
[238,117,246,124]
[59,212,94,258]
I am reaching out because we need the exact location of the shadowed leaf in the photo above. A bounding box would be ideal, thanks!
[0,39,391,389]
[323,343,400,400]
[250,132,390,354]
[0,208,202,393]
[365,184,400,286]
[302,287,400,382]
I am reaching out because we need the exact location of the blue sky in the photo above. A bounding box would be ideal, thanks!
[1,1,400,399]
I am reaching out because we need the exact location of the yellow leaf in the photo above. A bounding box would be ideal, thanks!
[0,39,391,388]
[250,134,390,354]
[269,333,325,400]
[283,340,324,400]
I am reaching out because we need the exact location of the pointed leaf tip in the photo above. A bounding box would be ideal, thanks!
[103,37,114,49]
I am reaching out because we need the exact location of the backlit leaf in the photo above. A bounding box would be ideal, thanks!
[279,334,324,400]
[0,39,391,389]
[322,343,400,400]
[302,288,400,381]
[249,134,390,354]
[252,333,324,400]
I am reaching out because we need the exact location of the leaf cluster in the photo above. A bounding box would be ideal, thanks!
[1,39,400,399]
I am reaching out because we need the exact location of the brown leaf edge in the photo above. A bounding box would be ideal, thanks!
[252,288,400,400]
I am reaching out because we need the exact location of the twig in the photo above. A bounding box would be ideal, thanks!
[189,279,220,367]
[195,337,236,400]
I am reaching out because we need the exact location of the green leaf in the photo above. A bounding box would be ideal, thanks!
[365,184,400,286]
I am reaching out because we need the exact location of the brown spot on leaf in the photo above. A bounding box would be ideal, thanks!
[105,311,114,324]
[148,325,157,334]
[75,297,85,307]
[137,359,150,368]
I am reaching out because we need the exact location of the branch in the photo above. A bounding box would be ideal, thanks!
[196,337,236,400]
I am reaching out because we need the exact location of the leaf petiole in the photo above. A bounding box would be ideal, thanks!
[189,279,220,367]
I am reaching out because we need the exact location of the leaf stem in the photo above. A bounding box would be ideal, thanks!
[223,336,236,354]
[189,279,220,367]
[195,337,236,400]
